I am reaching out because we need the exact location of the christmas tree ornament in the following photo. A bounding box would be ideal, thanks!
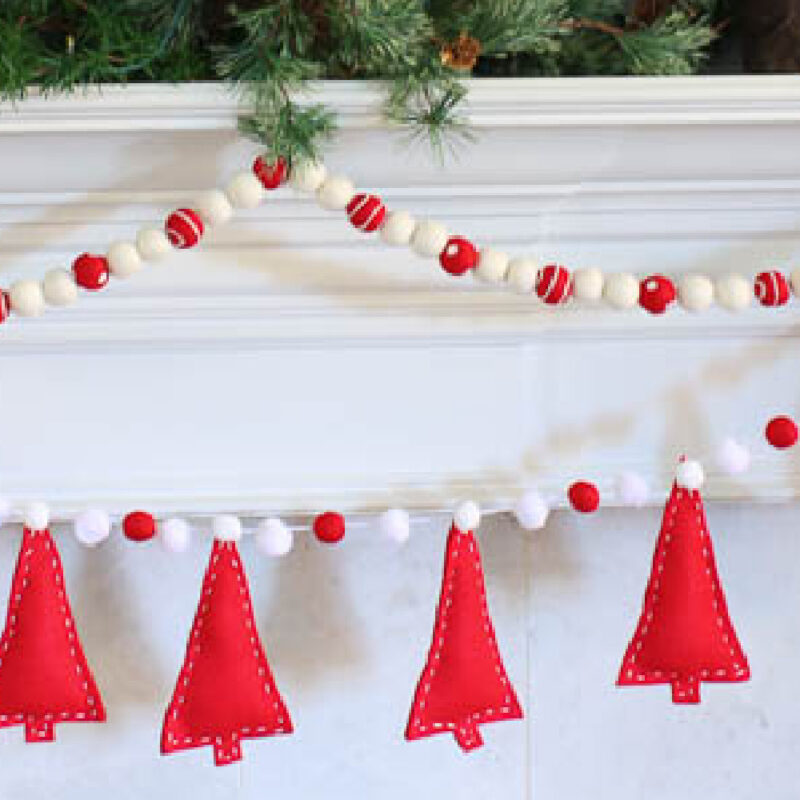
[255,518,294,557]
[72,253,110,291]
[755,270,790,307]
[406,514,523,751]
[161,517,191,553]
[74,509,111,547]
[9,280,46,317]
[316,175,355,211]
[253,156,287,190]
[411,220,449,258]
[289,160,327,193]
[346,193,386,232]
[122,511,157,542]
[380,210,416,246]
[506,258,538,294]
[572,267,604,302]
[475,249,510,284]
[106,241,142,278]
[617,465,750,703]
[225,172,265,210]
[439,237,478,276]
[514,490,549,531]
[0,525,106,741]
[212,515,242,543]
[535,264,572,305]
[639,274,676,314]
[603,273,639,310]
[165,209,204,249]
[568,481,600,513]
[378,508,411,544]
[136,227,171,261]
[766,415,798,449]
[162,539,292,765]
[716,437,751,475]
[716,273,752,311]
[42,269,78,307]
[313,511,345,544]
[678,274,714,312]
[615,471,650,507]
[194,190,234,227]
[675,458,704,490]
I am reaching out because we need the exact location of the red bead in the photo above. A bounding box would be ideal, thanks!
[122,511,157,542]
[536,265,572,304]
[166,208,204,249]
[639,274,676,314]
[568,481,600,513]
[439,237,478,276]
[72,253,110,291]
[253,156,287,190]
[766,416,798,449]
[313,511,345,544]
[755,271,790,307]
[0,291,9,324]
[346,193,386,232]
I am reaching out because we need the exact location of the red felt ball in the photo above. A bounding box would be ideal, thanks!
[313,511,345,544]
[766,415,799,449]
[755,270,790,307]
[122,511,157,542]
[72,253,110,291]
[0,291,9,324]
[439,237,478,276]
[639,274,676,314]
[568,481,600,513]
[253,156,287,190]
[166,208,204,249]
[346,193,387,233]
[536,264,572,305]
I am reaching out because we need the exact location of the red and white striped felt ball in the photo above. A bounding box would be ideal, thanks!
[165,208,204,249]
[346,193,386,233]
[754,270,790,307]
[535,264,572,304]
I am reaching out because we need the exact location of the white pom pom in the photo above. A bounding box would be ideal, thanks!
[213,514,242,542]
[678,274,714,312]
[615,471,650,507]
[42,269,78,306]
[136,227,171,262]
[716,437,751,476]
[0,498,11,526]
[316,176,355,211]
[255,517,294,557]
[514,491,549,531]
[715,273,751,312]
[107,241,142,279]
[380,211,416,246]
[24,502,49,530]
[225,172,265,210]
[676,459,705,490]
[603,273,639,310]
[410,220,449,258]
[74,508,111,547]
[289,160,327,193]
[195,189,234,227]
[9,280,45,317]
[506,258,538,294]
[378,508,411,544]
[161,517,191,553]
[573,267,604,302]
[474,249,509,285]
[453,500,481,532]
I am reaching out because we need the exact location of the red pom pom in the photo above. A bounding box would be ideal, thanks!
[439,237,478,276]
[72,253,110,291]
[639,274,676,314]
[166,208,204,249]
[313,511,345,544]
[0,291,9,324]
[536,265,572,305]
[766,415,798,449]
[122,511,157,542]
[755,271,790,307]
[253,156,287,190]
[346,193,386,233]
[568,481,600,513]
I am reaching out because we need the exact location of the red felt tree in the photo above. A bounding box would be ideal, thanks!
[617,468,750,703]
[406,520,523,752]
[162,538,292,766]
[0,527,105,741]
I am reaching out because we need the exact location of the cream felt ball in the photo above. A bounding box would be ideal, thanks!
[256,517,293,557]
[411,220,449,258]
[678,274,714,312]
[0,497,11,526]
[136,227,171,261]
[716,437,751,475]
[676,459,704,490]
[161,517,191,553]
[572,267,604,302]
[506,258,538,294]
[225,172,265,210]
[514,491,549,531]
[195,189,233,227]
[42,269,78,307]
[213,514,242,542]
[715,273,751,312]
[603,273,639,310]
[289,160,327,193]
[24,502,49,530]
[380,210,416,246]
[74,509,111,547]
[615,471,649,507]
[475,249,510,285]
[9,280,45,317]
[316,175,355,211]
[379,508,411,544]
[107,241,142,279]
[454,500,481,532]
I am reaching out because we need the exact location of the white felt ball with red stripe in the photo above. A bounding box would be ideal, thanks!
[317,176,355,211]
[380,210,416,246]
[535,264,572,305]
[346,193,386,232]
[161,517,191,553]
[74,509,111,547]
[225,172,265,210]
[676,459,704,490]
[603,273,639,309]
[136,227,172,261]
[475,249,509,284]
[9,280,45,317]
[454,500,481,532]
[195,189,234,226]
[715,273,751,312]
[107,241,142,279]
[678,274,714,312]
[507,258,538,294]
[755,270,790,307]
[166,208,204,249]
[23,502,49,531]
[572,267,604,302]
[43,269,78,307]
[255,517,294,557]
[411,220,449,258]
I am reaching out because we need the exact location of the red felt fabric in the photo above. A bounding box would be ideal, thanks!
[535,265,572,304]
[439,237,478,276]
[617,482,749,703]
[639,274,676,314]
[346,193,386,232]
[0,528,105,742]
[313,512,345,544]
[72,253,109,291]
[766,415,798,449]
[568,481,600,513]
[253,156,287,189]
[406,524,523,751]
[162,539,292,766]
[122,511,157,542]
[0,291,9,324]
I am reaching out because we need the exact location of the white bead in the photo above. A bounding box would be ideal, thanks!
[107,241,142,279]
[225,172,265,210]
[716,437,751,476]
[378,508,411,544]
[255,517,294,557]
[573,267,605,302]
[678,274,714,312]
[475,249,510,284]
[74,509,111,547]
[380,210,416,246]
[514,491,549,531]
[603,273,639,310]
[506,258,538,294]
[715,273,751,312]
[9,280,45,317]
[316,175,355,211]
[161,517,191,553]
[24,502,49,530]
[136,227,171,261]
[411,220,448,258]
[195,189,233,226]
[453,500,481,532]
[0,497,11,526]
[42,269,78,306]
[615,471,649,507]
[289,160,327,193]
[213,514,242,542]
[676,459,704,490]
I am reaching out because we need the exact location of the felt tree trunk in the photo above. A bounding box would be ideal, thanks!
[617,481,750,703]
[0,528,105,741]
[406,523,523,751]
[162,539,292,766]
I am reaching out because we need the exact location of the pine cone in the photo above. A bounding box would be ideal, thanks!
[441,33,482,71]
